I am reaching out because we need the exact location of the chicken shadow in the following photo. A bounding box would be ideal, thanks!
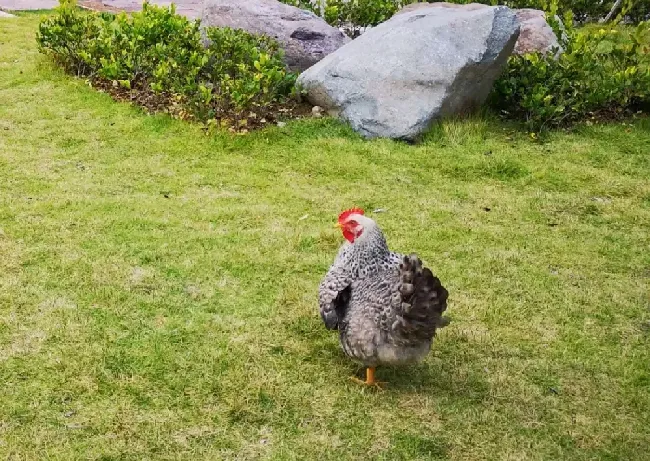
[286,314,489,402]
[346,339,491,402]
[371,363,489,400]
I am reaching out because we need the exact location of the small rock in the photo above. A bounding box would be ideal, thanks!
[185,284,201,299]
[65,424,85,430]
[64,410,76,418]
[590,196,611,203]
[276,121,287,128]
[311,106,323,118]
[130,266,149,285]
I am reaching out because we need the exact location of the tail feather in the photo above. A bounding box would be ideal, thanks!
[395,254,449,342]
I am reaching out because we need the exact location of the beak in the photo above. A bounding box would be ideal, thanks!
[334,222,343,229]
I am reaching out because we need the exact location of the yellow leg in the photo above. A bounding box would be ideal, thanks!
[350,367,385,389]
[366,367,376,385]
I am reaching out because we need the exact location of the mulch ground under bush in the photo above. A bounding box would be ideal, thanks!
[90,77,313,133]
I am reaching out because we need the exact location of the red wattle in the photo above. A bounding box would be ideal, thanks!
[342,229,355,243]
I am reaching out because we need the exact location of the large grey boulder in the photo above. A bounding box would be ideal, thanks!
[199,0,350,72]
[397,3,561,56]
[297,6,520,141]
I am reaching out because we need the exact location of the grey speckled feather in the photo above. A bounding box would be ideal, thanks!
[318,222,401,329]
[318,215,449,368]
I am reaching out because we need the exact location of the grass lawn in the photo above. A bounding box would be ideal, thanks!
[2,12,650,461]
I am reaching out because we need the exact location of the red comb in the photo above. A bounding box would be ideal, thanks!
[338,208,365,222]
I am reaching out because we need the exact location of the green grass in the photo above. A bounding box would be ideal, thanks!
[2,13,650,461]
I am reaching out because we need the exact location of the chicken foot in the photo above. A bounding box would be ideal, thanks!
[350,367,385,390]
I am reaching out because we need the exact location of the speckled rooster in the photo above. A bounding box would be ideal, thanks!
[319,208,449,388]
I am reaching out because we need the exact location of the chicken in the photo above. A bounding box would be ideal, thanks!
[318,208,449,387]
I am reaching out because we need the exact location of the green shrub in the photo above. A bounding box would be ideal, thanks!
[88,3,205,91]
[496,0,649,22]
[279,0,649,36]
[36,0,103,75]
[491,16,650,131]
[278,0,408,34]
[202,27,297,114]
[626,0,650,24]
[322,0,404,36]
[278,0,320,12]
[37,0,298,125]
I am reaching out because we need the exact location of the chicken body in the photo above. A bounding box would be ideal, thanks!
[319,212,449,385]
[319,222,402,330]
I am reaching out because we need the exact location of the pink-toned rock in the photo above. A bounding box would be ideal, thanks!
[397,2,561,56]
[514,8,562,56]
